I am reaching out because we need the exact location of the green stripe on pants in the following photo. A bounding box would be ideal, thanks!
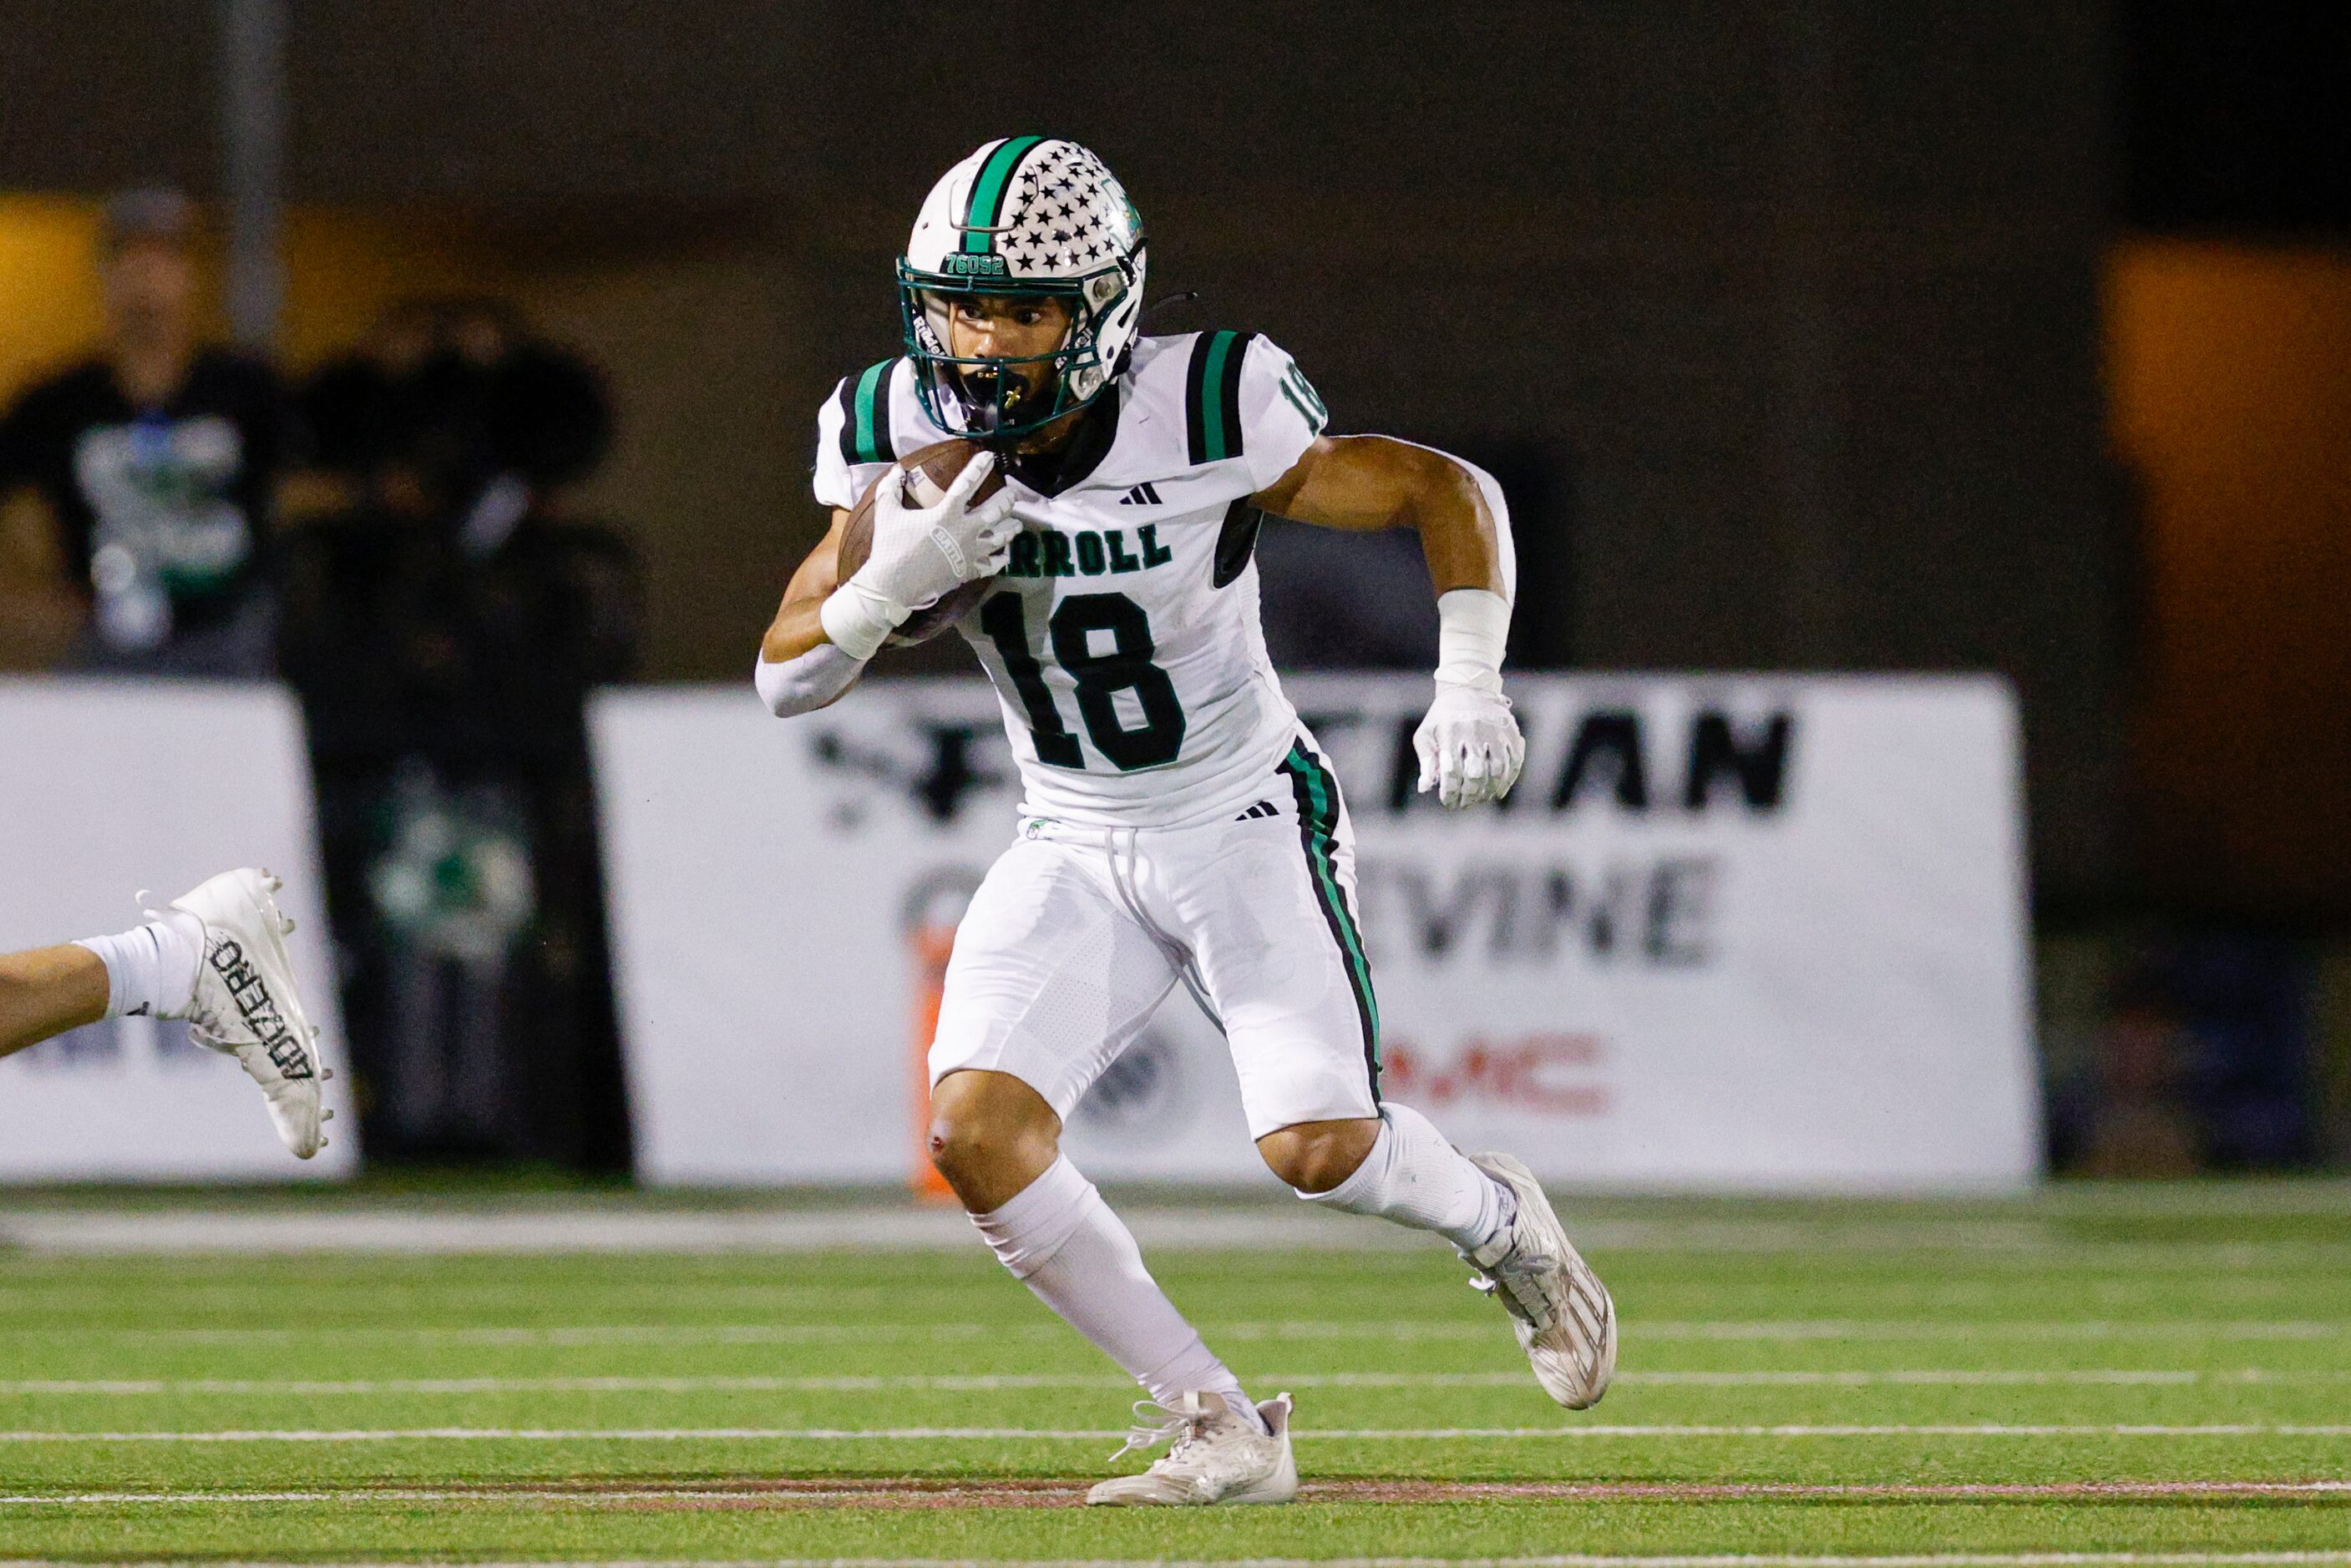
[1281,743,1381,1086]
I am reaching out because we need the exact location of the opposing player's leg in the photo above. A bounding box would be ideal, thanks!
[0,869,330,1158]
[1183,741,1616,1409]
[0,945,109,1056]
[926,832,1290,1505]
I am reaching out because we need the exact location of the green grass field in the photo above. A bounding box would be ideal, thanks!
[1,1182,2348,1564]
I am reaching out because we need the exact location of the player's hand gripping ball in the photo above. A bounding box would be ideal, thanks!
[836,439,1015,645]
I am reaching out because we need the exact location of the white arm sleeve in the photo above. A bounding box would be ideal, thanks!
[754,642,864,718]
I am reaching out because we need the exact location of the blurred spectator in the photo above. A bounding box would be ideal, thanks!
[0,188,296,676]
[278,299,638,1171]
[2050,933,2320,1175]
[2074,1001,2201,1178]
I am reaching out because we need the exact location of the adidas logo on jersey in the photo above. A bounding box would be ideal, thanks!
[1118,483,1165,506]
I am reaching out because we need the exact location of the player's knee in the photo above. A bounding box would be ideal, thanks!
[927,1112,1012,1186]
[1259,1118,1380,1195]
[926,1071,1060,1195]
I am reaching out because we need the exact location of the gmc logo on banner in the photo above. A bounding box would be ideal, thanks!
[1382,1032,1609,1117]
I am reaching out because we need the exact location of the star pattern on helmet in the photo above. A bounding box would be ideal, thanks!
[997,141,1132,276]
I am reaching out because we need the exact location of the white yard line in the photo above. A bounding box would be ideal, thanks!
[6,1553,2351,1568]
[5,1481,2351,1506]
[1609,1321,2351,1342]
[6,1203,2349,1258]
[3,1368,2345,1396]
[13,1318,2351,1345]
[0,1423,2347,1441]
[0,1208,1417,1256]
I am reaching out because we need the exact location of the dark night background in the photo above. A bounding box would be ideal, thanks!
[1,2,2344,1169]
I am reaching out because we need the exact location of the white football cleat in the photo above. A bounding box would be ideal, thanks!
[1462,1152,1616,1409]
[1085,1391,1297,1506]
[165,868,330,1159]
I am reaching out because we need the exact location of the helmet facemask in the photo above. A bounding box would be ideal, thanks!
[897,254,1142,447]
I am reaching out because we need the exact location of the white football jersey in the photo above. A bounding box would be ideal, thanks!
[814,331,1330,827]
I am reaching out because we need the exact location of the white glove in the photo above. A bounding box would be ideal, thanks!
[822,453,1018,658]
[1415,679,1526,809]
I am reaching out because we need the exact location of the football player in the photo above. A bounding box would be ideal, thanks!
[757,137,1614,1505]
[0,868,330,1157]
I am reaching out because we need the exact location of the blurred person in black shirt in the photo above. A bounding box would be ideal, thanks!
[279,299,638,1170]
[0,189,294,676]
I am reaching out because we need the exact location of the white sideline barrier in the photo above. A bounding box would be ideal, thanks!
[592,674,2038,1193]
[0,678,357,1181]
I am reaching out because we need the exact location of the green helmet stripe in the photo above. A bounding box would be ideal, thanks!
[960,135,1045,255]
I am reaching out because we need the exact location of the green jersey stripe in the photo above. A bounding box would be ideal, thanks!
[849,360,894,465]
[960,135,1045,255]
[1198,331,1238,462]
[1184,330,1257,465]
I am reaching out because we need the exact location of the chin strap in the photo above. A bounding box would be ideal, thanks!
[1140,290,1203,327]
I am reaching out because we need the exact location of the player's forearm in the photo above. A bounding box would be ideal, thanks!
[756,584,872,717]
[760,592,834,664]
[762,508,860,665]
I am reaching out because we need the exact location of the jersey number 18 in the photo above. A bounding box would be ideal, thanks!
[979,591,1187,771]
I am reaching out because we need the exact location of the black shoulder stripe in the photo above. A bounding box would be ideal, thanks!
[1183,334,1213,465]
[833,377,860,468]
[870,359,898,464]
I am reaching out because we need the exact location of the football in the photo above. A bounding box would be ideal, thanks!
[835,437,1008,645]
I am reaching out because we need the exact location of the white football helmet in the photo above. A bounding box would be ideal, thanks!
[897,136,1147,443]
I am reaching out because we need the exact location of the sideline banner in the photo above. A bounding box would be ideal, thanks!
[593,674,2037,1192]
[0,679,358,1181]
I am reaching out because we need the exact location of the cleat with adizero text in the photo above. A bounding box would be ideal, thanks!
[1085,1391,1296,1506]
[1462,1151,1616,1409]
[165,869,327,1158]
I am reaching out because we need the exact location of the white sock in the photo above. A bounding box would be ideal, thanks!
[972,1156,1264,1431]
[1302,1102,1514,1255]
[72,913,203,1022]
